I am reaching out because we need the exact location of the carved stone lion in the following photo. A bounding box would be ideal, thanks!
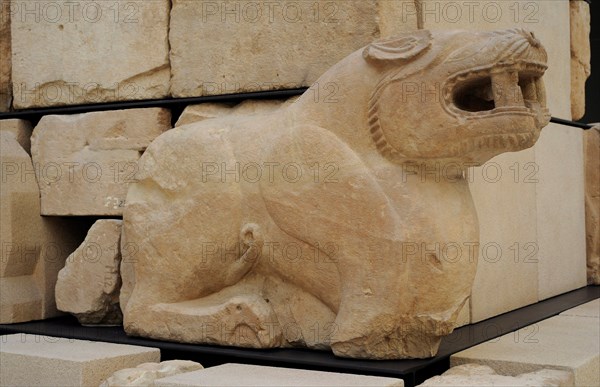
[122,29,550,359]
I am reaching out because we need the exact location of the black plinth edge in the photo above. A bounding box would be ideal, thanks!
[1,285,598,387]
[0,88,593,130]
[0,89,307,126]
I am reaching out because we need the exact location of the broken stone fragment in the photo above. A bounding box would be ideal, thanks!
[55,219,123,325]
[101,360,203,387]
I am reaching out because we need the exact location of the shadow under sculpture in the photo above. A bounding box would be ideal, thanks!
[122,29,551,359]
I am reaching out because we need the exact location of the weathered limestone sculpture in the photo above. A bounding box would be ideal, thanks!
[123,29,551,359]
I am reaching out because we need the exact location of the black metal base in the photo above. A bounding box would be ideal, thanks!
[1,285,598,386]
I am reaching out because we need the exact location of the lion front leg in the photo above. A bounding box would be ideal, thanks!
[326,237,420,359]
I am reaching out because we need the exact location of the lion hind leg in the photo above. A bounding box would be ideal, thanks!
[126,278,284,348]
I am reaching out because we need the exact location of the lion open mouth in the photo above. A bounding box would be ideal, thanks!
[446,61,548,118]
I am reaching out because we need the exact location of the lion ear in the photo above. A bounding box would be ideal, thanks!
[363,30,432,62]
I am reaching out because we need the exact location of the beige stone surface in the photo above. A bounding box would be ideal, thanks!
[154,363,403,386]
[0,118,32,154]
[454,301,470,328]
[467,151,540,322]
[175,99,294,127]
[123,29,550,359]
[570,0,591,120]
[10,0,170,108]
[101,360,203,386]
[0,131,85,323]
[0,0,11,111]
[56,219,123,325]
[119,229,136,313]
[451,315,600,386]
[0,334,160,387]
[418,363,572,386]
[584,126,600,284]
[169,0,418,98]
[559,299,600,319]
[534,4,587,297]
[422,0,586,320]
[536,121,587,300]
[31,108,171,216]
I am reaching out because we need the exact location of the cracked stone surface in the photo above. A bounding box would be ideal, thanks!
[11,0,170,108]
[31,108,171,216]
[168,0,418,98]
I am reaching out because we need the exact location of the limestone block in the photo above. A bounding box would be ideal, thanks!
[175,99,295,127]
[422,0,585,319]
[418,363,572,386]
[584,126,600,284]
[123,29,551,359]
[56,219,123,325]
[536,122,586,300]
[0,334,160,387]
[10,0,170,109]
[0,0,11,111]
[559,299,600,319]
[451,315,600,386]
[31,108,171,216]
[169,0,418,98]
[154,364,404,386]
[570,0,591,120]
[0,131,85,323]
[101,360,203,386]
[467,150,539,322]
[0,118,32,154]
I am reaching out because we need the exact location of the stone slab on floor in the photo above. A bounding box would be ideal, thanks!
[559,299,600,319]
[154,363,404,386]
[451,312,600,386]
[0,334,160,387]
[418,363,572,386]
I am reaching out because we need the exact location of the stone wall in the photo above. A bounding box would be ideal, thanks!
[0,0,592,334]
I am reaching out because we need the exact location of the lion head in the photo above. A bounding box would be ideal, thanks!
[364,29,550,165]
